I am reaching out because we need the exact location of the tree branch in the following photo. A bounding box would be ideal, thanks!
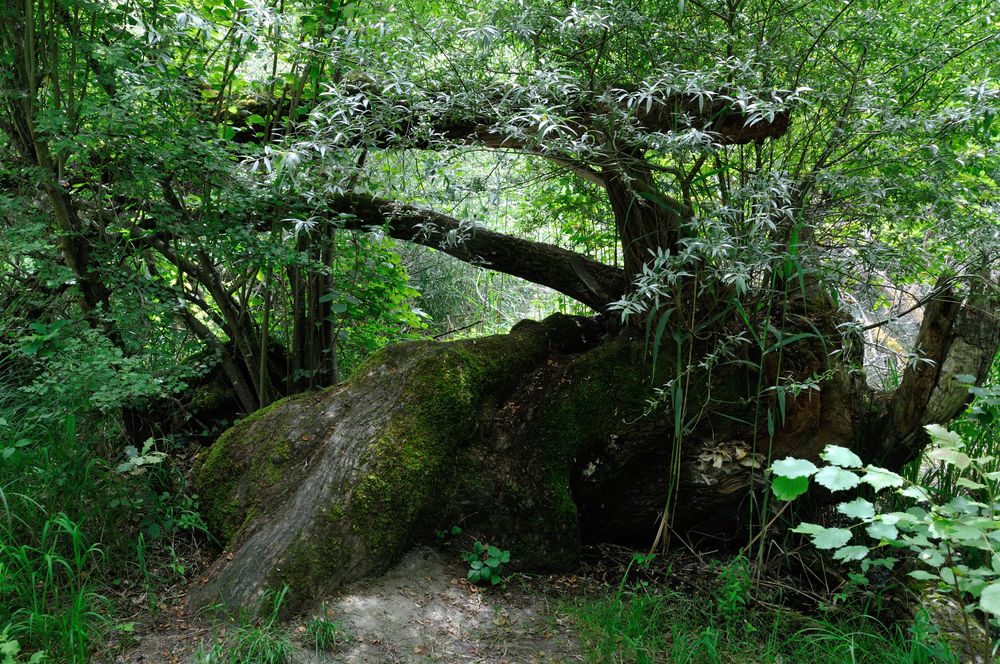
[303,194,627,312]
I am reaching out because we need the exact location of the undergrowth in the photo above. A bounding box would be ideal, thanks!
[568,568,956,664]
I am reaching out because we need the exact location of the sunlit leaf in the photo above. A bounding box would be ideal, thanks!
[815,466,860,492]
[771,457,817,479]
[821,445,863,468]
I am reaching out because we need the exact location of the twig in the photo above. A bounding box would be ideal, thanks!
[433,320,483,339]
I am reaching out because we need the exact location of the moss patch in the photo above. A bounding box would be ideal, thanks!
[194,389,330,546]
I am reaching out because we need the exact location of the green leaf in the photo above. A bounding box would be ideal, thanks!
[791,522,825,535]
[860,466,905,491]
[490,575,501,586]
[500,551,510,563]
[924,424,963,448]
[772,475,809,501]
[815,466,860,492]
[837,498,875,520]
[917,549,945,567]
[470,560,483,570]
[866,522,899,540]
[803,526,852,550]
[486,557,500,568]
[833,545,869,561]
[898,486,931,503]
[649,308,674,381]
[246,113,266,124]
[771,457,818,479]
[927,447,970,470]
[868,557,897,570]
[487,545,502,558]
[980,583,1000,615]
[821,445,863,468]
[956,477,986,490]
[909,570,939,581]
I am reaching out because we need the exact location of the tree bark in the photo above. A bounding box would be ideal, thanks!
[306,193,628,312]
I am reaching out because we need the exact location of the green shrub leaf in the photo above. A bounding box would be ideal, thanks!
[928,447,971,470]
[805,526,852,549]
[837,497,875,519]
[815,466,860,492]
[860,466,905,491]
[866,521,899,540]
[771,457,817,479]
[925,423,963,448]
[980,583,1000,615]
[821,445,863,468]
[771,475,809,501]
[833,545,869,562]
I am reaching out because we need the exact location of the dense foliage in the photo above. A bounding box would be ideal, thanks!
[0,0,997,660]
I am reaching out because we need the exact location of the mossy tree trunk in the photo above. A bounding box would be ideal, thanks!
[191,279,997,612]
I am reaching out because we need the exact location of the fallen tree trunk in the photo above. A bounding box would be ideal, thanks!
[190,283,998,613]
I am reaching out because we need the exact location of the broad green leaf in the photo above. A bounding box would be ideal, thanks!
[771,457,817,479]
[791,522,825,535]
[909,570,939,581]
[808,527,852,550]
[980,583,1000,615]
[924,424,963,448]
[833,545,869,561]
[948,524,986,542]
[861,466,904,491]
[772,475,809,501]
[898,486,931,503]
[821,445,863,468]
[815,466,860,492]
[956,477,985,490]
[918,549,945,567]
[866,522,899,540]
[927,447,970,470]
[837,498,875,520]
[868,557,897,570]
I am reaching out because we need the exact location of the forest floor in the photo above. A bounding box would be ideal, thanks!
[98,545,590,663]
[90,528,982,664]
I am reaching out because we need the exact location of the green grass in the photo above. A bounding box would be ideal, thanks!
[0,509,107,662]
[305,612,351,654]
[0,401,207,661]
[197,587,296,664]
[568,588,957,664]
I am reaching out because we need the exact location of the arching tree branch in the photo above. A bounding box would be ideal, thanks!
[297,194,628,312]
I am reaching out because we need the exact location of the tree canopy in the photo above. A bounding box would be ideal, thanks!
[1,0,997,445]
